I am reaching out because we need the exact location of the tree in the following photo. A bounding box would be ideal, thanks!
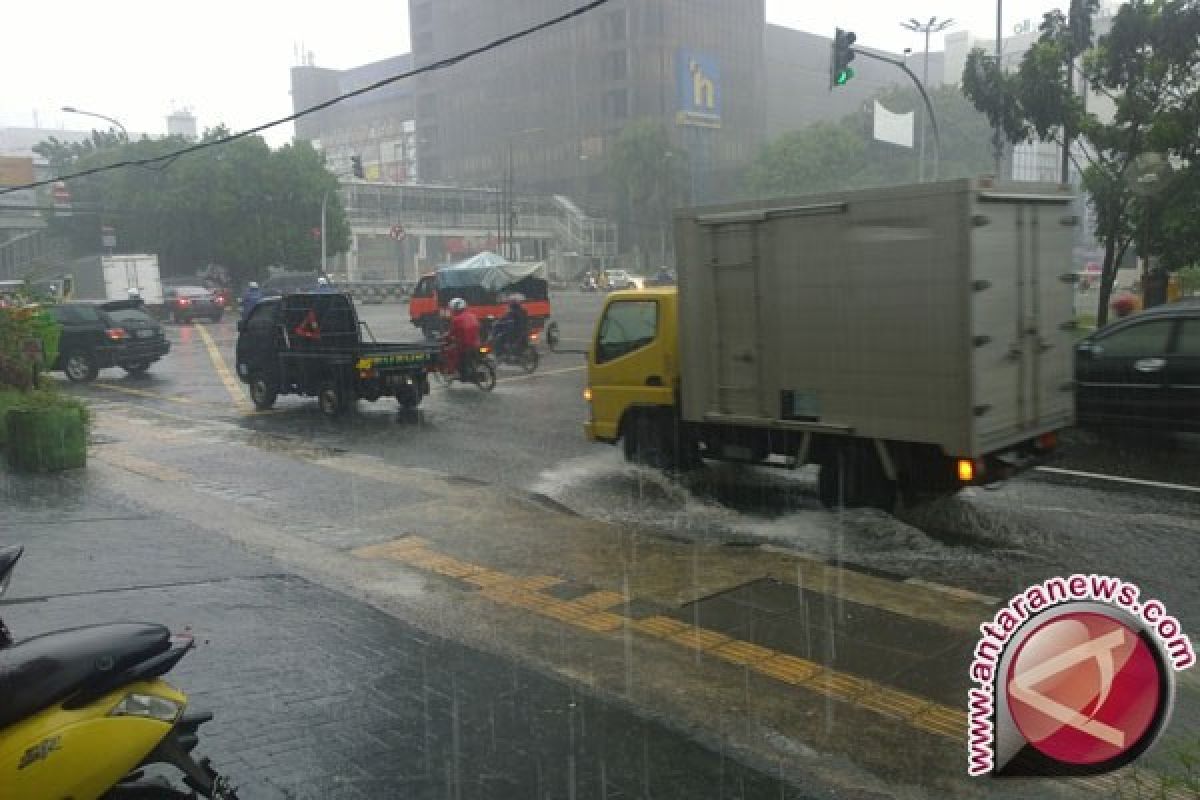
[963,0,1200,325]
[34,128,350,285]
[608,120,686,268]
[744,85,997,199]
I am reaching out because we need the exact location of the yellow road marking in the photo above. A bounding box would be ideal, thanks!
[194,325,251,411]
[97,449,189,482]
[355,537,981,744]
[94,382,198,405]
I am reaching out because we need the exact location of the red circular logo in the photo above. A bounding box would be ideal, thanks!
[1006,611,1162,766]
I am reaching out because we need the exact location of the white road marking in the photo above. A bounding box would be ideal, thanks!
[1035,466,1200,494]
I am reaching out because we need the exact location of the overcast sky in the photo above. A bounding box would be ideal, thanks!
[1,1,1057,148]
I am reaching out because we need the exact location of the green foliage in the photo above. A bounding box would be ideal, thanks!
[745,85,997,199]
[1177,265,1200,294]
[35,127,350,285]
[962,0,1200,325]
[0,387,89,449]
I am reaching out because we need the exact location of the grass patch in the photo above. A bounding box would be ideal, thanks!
[0,387,90,449]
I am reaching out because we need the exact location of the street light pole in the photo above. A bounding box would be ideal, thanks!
[61,106,129,139]
[321,189,328,277]
[900,17,954,182]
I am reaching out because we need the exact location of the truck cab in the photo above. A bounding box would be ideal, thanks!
[584,288,679,461]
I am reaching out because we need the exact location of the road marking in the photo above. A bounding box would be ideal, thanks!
[97,448,189,482]
[354,537,973,743]
[94,382,198,405]
[194,324,251,412]
[496,364,587,384]
[1036,465,1200,494]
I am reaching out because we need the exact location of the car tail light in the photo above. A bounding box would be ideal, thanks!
[479,345,491,354]
[106,328,128,341]
[957,459,975,483]
[178,297,191,306]
[529,331,539,342]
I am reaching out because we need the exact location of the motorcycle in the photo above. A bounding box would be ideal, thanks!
[484,323,539,374]
[435,341,497,392]
[0,545,240,800]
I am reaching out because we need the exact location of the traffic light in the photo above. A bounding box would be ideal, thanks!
[831,28,857,88]
[351,155,364,179]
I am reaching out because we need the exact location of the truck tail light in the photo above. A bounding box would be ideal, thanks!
[529,331,539,342]
[957,459,975,483]
[106,328,128,341]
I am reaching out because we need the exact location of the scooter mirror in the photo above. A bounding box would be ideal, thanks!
[0,545,23,597]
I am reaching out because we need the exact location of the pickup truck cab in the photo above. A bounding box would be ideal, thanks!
[236,291,438,416]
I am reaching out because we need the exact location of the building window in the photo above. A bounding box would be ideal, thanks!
[603,50,628,81]
[411,1,432,27]
[603,89,628,119]
[604,10,626,41]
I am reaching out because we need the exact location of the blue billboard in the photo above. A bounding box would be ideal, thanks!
[676,49,721,128]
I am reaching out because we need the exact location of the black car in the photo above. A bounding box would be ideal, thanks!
[164,285,225,323]
[1075,299,1200,431]
[47,301,170,382]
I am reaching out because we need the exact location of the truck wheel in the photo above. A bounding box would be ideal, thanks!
[818,444,897,512]
[249,375,278,411]
[318,382,346,417]
[623,410,677,470]
[64,351,98,383]
[396,382,421,409]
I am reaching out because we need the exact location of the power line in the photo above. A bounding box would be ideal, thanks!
[0,0,613,196]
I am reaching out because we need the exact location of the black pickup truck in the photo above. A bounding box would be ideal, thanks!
[235,292,439,416]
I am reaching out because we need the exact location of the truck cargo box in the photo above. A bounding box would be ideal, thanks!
[673,179,1076,459]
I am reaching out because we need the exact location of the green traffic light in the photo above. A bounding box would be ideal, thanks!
[836,67,855,85]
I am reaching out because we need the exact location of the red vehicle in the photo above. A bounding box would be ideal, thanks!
[409,253,557,348]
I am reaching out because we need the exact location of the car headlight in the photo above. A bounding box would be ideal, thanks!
[109,693,184,722]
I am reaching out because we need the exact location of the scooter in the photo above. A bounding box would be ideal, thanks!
[484,323,539,374]
[0,545,240,799]
[435,343,497,392]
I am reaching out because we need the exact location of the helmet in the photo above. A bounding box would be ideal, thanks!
[448,298,467,313]
[127,287,141,298]
[248,281,259,290]
[317,276,329,286]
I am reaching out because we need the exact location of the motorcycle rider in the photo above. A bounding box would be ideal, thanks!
[241,281,263,319]
[445,297,481,381]
[126,286,144,309]
[315,275,336,293]
[492,297,529,357]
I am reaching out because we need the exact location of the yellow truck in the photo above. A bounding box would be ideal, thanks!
[584,179,1077,509]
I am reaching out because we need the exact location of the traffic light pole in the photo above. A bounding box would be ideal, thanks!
[853,47,942,181]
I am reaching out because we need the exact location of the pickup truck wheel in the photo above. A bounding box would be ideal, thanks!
[396,383,421,409]
[249,375,278,411]
[64,351,98,383]
[318,383,345,417]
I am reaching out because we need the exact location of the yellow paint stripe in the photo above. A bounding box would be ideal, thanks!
[97,449,189,483]
[348,539,983,746]
[194,324,251,411]
[94,382,198,404]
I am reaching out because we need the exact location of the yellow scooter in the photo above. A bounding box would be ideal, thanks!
[0,545,240,799]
